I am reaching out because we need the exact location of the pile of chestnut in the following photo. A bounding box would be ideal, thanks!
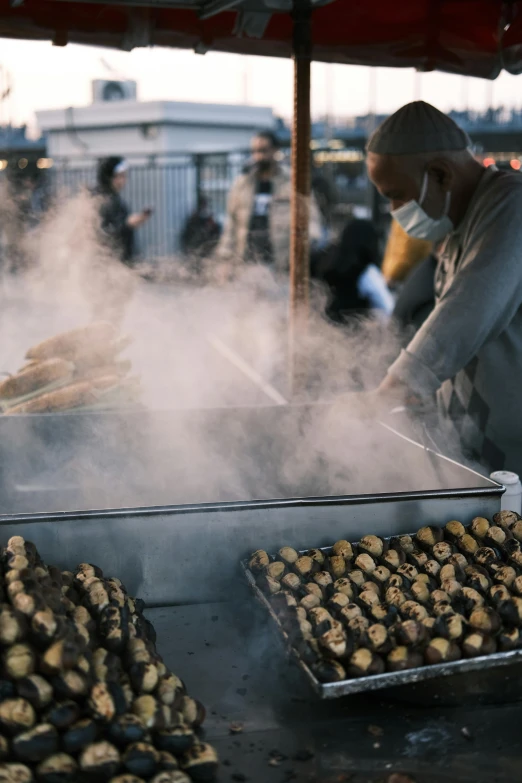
[0,536,218,782]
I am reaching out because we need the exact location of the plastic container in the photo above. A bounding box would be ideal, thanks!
[490,470,522,515]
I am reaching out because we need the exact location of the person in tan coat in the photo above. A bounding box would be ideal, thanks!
[214,130,322,277]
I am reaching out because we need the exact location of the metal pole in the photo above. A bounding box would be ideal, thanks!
[289,0,312,399]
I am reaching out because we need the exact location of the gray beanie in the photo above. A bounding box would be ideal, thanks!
[367,101,471,155]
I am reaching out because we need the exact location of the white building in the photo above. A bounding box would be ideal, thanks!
[36,81,276,257]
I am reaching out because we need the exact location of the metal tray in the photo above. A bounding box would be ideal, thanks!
[241,542,522,700]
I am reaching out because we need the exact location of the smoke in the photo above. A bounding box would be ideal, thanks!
[0,188,471,515]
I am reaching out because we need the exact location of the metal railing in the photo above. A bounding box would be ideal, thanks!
[47,151,250,261]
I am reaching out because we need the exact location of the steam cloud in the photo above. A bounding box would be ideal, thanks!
[0,187,471,515]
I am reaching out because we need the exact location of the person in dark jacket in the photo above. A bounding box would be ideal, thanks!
[180,194,221,268]
[95,156,151,267]
[312,217,393,324]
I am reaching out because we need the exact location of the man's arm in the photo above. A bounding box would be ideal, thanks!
[385,182,522,398]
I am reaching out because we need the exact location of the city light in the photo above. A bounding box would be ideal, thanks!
[510,159,521,170]
[37,158,54,169]
[483,157,495,167]
[18,158,28,169]
[0,160,7,171]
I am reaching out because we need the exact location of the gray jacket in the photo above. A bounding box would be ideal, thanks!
[389,166,522,474]
[215,165,322,274]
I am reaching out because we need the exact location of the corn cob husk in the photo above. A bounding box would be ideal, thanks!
[72,335,133,373]
[0,359,74,401]
[74,359,132,382]
[4,375,120,416]
[26,322,117,362]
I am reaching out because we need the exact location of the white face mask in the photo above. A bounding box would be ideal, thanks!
[391,171,453,243]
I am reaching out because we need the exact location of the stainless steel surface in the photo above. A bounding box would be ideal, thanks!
[0,405,501,514]
[146,602,522,782]
[242,561,522,700]
[0,472,501,606]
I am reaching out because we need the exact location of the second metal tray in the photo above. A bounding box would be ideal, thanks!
[241,540,522,701]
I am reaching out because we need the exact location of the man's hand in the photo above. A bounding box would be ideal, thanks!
[332,376,421,421]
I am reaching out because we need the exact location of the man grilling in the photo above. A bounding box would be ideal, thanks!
[350,101,522,475]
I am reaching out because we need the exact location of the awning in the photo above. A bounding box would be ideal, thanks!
[1,0,521,79]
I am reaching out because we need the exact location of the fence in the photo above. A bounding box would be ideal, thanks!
[47,151,250,261]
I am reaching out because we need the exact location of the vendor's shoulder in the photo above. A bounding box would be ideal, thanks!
[485,168,522,201]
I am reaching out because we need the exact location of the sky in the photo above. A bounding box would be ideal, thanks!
[1,37,522,136]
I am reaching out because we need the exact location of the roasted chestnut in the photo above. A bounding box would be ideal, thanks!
[339,604,362,624]
[328,592,351,614]
[248,550,269,573]
[0,764,32,783]
[400,601,429,622]
[41,638,81,675]
[0,698,35,734]
[390,535,414,554]
[474,547,500,568]
[444,520,466,542]
[4,644,34,680]
[485,526,510,549]
[332,578,353,599]
[415,525,443,550]
[52,669,89,700]
[493,566,517,588]
[281,573,301,593]
[433,613,467,642]
[358,589,380,609]
[382,548,405,571]
[36,753,78,783]
[369,603,399,628]
[498,597,522,626]
[277,547,298,567]
[62,718,99,755]
[397,617,429,644]
[348,570,366,588]
[366,623,392,654]
[424,560,441,579]
[490,584,512,605]
[312,659,346,683]
[511,521,522,542]
[348,648,385,678]
[294,556,315,579]
[0,606,27,645]
[372,566,391,584]
[318,622,349,659]
[327,556,347,579]
[305,549,325,567]
[424,637,461,664]
[44,700,81,730]
[266,562,286,582]
[331,540,354,560]
[410,581,430,604]
[299,594,321,611]
[470,516,490,539]
[313,571,333,592]
[387,646,423,672]
[432,542,454,563]
[13,723,59,762]
[462,632,497,658]
[432,601,454,617]
[80,741,120,780]
[132,696,168,731]
[154,727,196,759]
[355,554,376,574]
[359,535,385,558]
[462,587,485,611]
[123,742,160,778]
[397,563,418,581]
[440,579,462,599]
[493,510,520,530]
[308,607,335,637]
[498,627,522,651]
[410,548,429,567]
[385,587,407,608]
[469,607,501,635]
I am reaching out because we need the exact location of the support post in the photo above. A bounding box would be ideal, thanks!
[289,0,312,399]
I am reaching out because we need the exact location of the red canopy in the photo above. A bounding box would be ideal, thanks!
[1,0,522,80]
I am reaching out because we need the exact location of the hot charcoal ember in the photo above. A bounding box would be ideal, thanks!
[248,512,522,685]
[0,536,217,781]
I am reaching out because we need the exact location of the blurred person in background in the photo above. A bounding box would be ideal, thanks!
[95,156,152,268]
[214,130,322,278]
[180,193,221,272]
[312,216,394,324]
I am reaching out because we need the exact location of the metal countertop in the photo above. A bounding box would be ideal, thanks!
[146,602,522,783]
